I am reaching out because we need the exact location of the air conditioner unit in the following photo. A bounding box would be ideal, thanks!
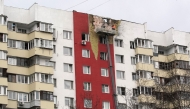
[53,36,57,41]
[19,101,24,106]
[54,104,58,107]
[81,40,86,45]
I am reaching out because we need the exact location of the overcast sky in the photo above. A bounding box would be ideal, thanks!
[4,0,190,32]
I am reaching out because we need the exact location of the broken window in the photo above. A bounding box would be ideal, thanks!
[99,36,106,44]
[117,87,125,95]
[82,33,89,41]
[0,33,7,42]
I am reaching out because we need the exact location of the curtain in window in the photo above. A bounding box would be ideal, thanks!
[116,55,121,63]
[103,102,110,109]
[64,64,68,72]
[65,81,71,89]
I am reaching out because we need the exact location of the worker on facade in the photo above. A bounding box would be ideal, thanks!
[112,24,116,30]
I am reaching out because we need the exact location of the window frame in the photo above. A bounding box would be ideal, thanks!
[102,84,109,93]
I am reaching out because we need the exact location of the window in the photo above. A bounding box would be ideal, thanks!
[53,45,56,53]
[101,68,108,77]
[99,36,106,44]
[63,30,72,39]
[64,47,72,56]
[40,91,53,101]
[132,73,138,80]
[116,55,124,63]
[153,45,158,53]
[117,87,125,95]
[82,49,90,58]
[138,71,153,79]
[103,102,110,109]
[115,39,123,47]
[0,16,7,25]
[17,75,28,84]
[133,88,138,97]
[0,51,6,60]
[84,99,92,108]
[102,85,109,93]
[7,39,29,50]
[0,33,7,42]
[29,73,40,83]
[53,79,57,87]
[83,66,91,74]
[178,45,187,54]
[65,97,74,107]
[38,39,53,49]
[7,23,16,31]
[40,23,53,32]
[8,91,17,100]
[0,86,7,95]
[154,61,159,69]
[158,51,164,55]
[54,96,57,104]
[17,28,27,34]
[135,39,153,48]
[8,74,16,83]
[64,80,73,89]
[30,91,40,101]
[41,74,52,83]
[116,70,125,79]
[136,55,152,64]
[130,41,135,49]
[82,33,89,41]
[18,92,28,102]
[100,52,107,60]
[131,57,136,65]
[137,86,153,95]
[8,57,28,67]
[83,82,91,91]
[64,63,73,72]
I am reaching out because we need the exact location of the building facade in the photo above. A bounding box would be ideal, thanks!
[0,0,190,109]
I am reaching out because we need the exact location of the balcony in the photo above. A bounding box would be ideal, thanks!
[28,31,53,41]
[0,42,7,51]
[7,65,29,75]
[0,60,7,68]
[153,69,169,78]
[40,100,54,109]
[29,65,53,75]
[0,96,8,105]
[153,53,189,63]
[0,25,8,34]
[17,100,40,108]
[168,53,189,62]
[135,47,153,56]
[0,77,8,86]
[138,94,156,104]
[29,47,53,58]
[8,82,29,93]
[7,100,17,108]
[29,82,54,92]
[8,48,29,58]
[137,78,155,87]
[8,31,28,41]
[136,63,154,72]
[95,27,116,35]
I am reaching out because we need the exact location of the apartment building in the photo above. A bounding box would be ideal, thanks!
[0,0,190,109]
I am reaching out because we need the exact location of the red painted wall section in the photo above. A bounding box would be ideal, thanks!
[73,11,116,109]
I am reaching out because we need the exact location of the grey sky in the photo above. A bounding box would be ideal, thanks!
[4,0,190,32]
